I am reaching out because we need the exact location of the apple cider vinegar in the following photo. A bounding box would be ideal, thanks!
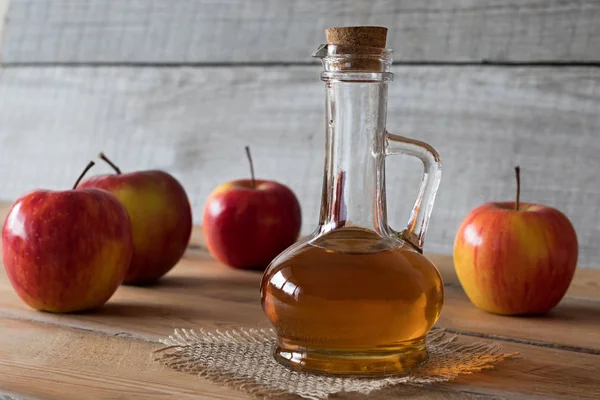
[261,228,444,375]
[260,26,444,375]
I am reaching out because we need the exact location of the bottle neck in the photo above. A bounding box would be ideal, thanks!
[318,78,389,234]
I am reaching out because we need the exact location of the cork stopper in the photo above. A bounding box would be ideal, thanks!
[325,26,388,48]
[322,26,389,72]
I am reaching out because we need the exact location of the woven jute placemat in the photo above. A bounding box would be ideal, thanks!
[153,327,518,399]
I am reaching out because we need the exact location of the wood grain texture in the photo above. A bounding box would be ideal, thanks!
[0,0,9,56]
[3,321,600,400]
[0,319,252,400]
[2,0,600,63]
[0,255,599,400]
[1,66,599,266]
[435,342,600,400]
[439,286,600,353]
[0,319,568,400]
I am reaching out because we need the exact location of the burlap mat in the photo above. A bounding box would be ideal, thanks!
[153,327,518,399]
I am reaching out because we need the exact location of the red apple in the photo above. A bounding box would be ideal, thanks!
[77,153,193,285]
[202,147,302,269]
[2,161,133,313]
[453,167,578,315]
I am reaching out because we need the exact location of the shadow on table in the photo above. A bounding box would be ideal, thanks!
[83,301,203,318]
[515,299,600,324]
[142,274,262,304]
[156,274,260,289]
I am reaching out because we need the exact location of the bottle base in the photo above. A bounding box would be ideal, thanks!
[273,338,428,376]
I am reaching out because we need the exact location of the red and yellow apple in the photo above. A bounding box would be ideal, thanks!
[77,153,193,285]
[2,161,133,313]
[202,147,302,269]
[453,168,578,315]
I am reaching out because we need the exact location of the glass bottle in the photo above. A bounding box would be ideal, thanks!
[260,27,444,376]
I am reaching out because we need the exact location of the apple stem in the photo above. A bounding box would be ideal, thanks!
[245,146,256,189]
[515,166,521,211]
[98,152,122,175]
[73,161,95,189]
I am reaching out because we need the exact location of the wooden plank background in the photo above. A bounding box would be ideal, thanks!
[2,0,600,63]
[1,0,600,267]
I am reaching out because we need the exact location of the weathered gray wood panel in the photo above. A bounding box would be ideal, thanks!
[2,0,600,64]
[0,0,9,53]
[0,65,599,267]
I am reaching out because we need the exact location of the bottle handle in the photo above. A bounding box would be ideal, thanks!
[384,131,442,253]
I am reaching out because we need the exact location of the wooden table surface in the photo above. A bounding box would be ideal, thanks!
[1,222,599,399]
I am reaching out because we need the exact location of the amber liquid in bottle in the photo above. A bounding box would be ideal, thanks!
[261,228,444,375]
